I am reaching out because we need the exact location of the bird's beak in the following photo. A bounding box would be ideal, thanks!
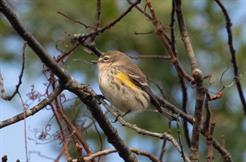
[90,60,98,64]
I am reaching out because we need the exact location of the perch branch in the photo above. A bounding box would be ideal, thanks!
[97,96,191,162]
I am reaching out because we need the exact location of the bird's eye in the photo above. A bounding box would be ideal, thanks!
[103,56,110,61]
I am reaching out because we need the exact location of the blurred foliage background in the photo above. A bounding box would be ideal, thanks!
[0,0,246,161]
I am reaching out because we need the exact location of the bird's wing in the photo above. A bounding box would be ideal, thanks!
[118,65,176,119]
[117,65,147,86]
[117,65,161,108]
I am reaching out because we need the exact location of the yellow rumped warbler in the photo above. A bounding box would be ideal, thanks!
[95,50,172,117]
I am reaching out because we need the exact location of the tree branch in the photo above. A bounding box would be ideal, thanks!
[127,0,153,20]
[145,0,194,83]
[72,148,159,162]
[214,0,246,115]
[0,1,234,161]
[174,0,198,71]
[97,96,191,162]
[0,42,26,100]
[73,0,141,46]
[174,1,206,161]
[0,0,71,83]
[0,86,62,129]
[0,1,137,161]
[170,0,191,148]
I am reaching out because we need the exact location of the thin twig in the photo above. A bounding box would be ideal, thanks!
[55,147,67,162]
[89,0,102,44]
[73,0,141,58]
[95,0,101,30]
[72,148,160,162]
[170,0,191,148]
[28,151,55,161]
[74,0,141,44]
[93,121,103,162]
[79,41,103,57]
[129,55,171,60]
[76,143,85,162]
[126,0,153,20]
[179,76,190,147]
[176,121,187,162]
[214,0,246,115]
[134,31,154,35]
[48,76,74,160]
[174,0,198,71]
[0,0,71,82]
[50,100,71,160]
[57,11,95,29]
[56,43,80,63]
[159,139,167,161]
[0,87,63,129]
[0,42,26,100]
[18,92,29,162]
[56,101,94,158]
[170,0,176,54]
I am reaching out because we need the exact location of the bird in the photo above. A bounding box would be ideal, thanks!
[95,50,174,118]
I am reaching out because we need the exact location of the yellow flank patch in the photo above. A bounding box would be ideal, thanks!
[116,72,138,90]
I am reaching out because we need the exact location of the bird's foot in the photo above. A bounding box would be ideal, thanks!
[95,94,106,104]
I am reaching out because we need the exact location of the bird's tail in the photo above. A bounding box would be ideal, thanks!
[139,83,177,120]
[150,95,177,120]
